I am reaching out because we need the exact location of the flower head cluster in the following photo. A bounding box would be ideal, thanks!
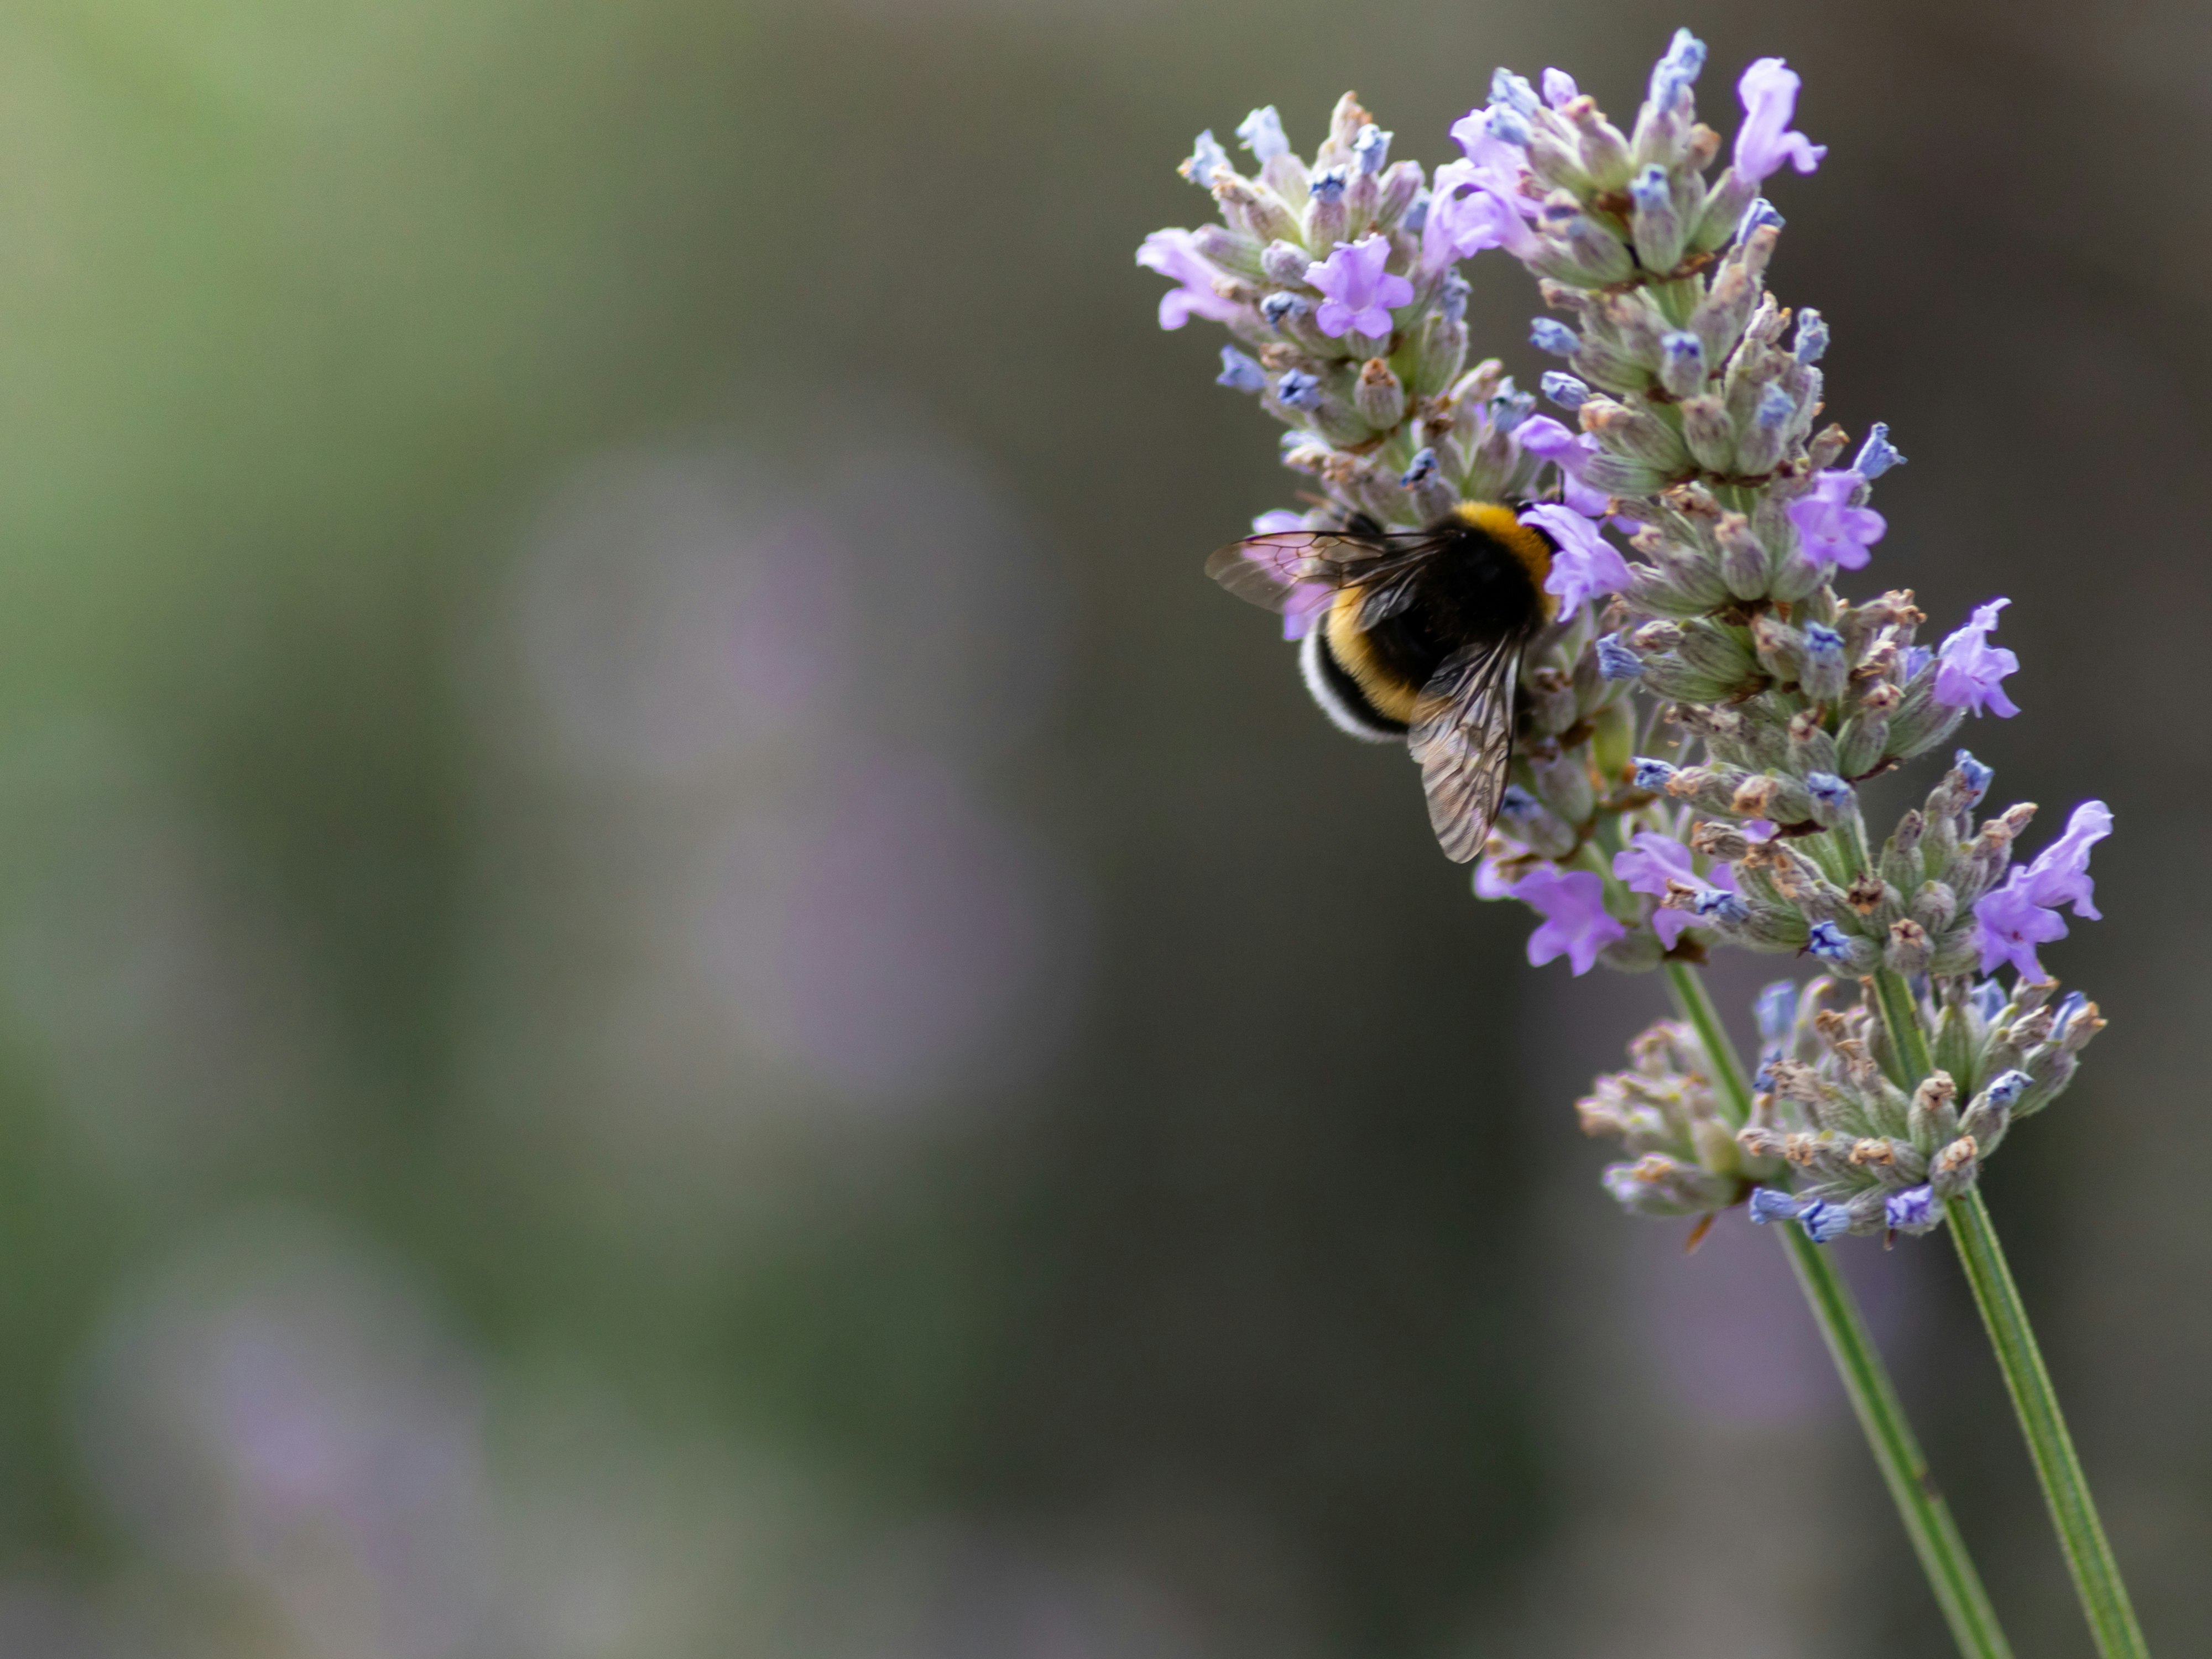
[1141,34,2112,1242]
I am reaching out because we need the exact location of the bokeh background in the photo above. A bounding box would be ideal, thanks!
[0,0,2197,1653]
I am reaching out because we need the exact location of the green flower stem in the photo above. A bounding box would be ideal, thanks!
[1869,971,2151,1659]
[1665,961,2013,1659]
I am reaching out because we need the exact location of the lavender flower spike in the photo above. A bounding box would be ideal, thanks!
[1934,598,2022,717]
[1734,58,1827,184]
[1512,867,1626,975]
[1136,230,1244,330]
[1305,235,1413,338]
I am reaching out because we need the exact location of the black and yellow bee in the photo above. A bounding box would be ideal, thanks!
[1207,500,1559,862]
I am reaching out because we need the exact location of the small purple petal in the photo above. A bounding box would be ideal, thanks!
[1734,58,1827,185]
[1136,229,1244,330]
[1305,235,1415,338]
[1933,598,2022,718]
[1511,866,1626,976]
[1786,469,1885,573]
[1522,504,1631,617]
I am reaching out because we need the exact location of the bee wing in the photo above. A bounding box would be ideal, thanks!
[1407,641,1524,864]
[1204,531,1448,617]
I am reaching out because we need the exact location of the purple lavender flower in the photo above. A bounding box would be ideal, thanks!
[1446,107,1537,201]
[1136,230,1244,330]
[2025,801,2114,920]
[1612,830,1739,949]
[1542,68,1578,108]
[1973,801,2112,976]
[1734,58,1827,185]
[1933,599,2022,718]
[1511,866,1626,975]
[1249,510,1332,641]
[1305,235,1415,338]
[1786,469,1885,572]
[1522,504,1630,617]
[1516,415,1611,517]
[1806,920,1854,964]
[1886,1186,1939,1230]
[1423,169,1540,268]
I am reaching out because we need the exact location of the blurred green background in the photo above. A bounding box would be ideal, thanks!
[0,0,2198,1654]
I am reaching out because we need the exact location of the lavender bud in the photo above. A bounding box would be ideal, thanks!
[1807,921,1876,973]
[1640,654,1748,702]
[1749,612,1808,682]
[1799,1199,1851,1244]
[1596,634,1644,681]
[1260,239,1311,286]
[1542,371,1590,410]
[1748,1187,1806,1226]
[1909,880,1958,935]
[1854,421,1906,478]
[1439,269,1471,324]
[1805,771,1854,827]
[1490,66,1541,117]
[1801,623,1850,701]
[1885,917,1932,975]
[1191,223,1266,280]
[1402,447,1457,523]
[1732,773,1813,825]
[1355,358,1407,427]
[1531,317,1580,358]
[1629,165,1686,272]
[1631,757,1678,793]
[1953,749,1994,807]
[1959,1070,2028,1146]
[1836,708,1892,778]
[1215,347,1267,393]
[1527,747,1595,824]
[1713,513,1768,600]
[1907,1072,1960,1149]
[1886,1185,1941,1233]
[1666,763,1750,814]
[1674,617,1757,682]
[1306,166,1351,246]
[1655,331,1705,400]
[1352,122,1391,174]
[1793,308,1829,363]
[1678,395,1735,471]
[1929,1135,1980,1199]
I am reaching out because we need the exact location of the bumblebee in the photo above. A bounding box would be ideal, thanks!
[1207,500,1558,863]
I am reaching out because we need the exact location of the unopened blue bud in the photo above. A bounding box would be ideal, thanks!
[1217,347,1266,393]
[1799,1199,1851,1244]
[1632,757,1678,791]
[1630,165,1671,213]
[1440,270,1470,324]
[1531,318,1580,357]
[1309,166,1348,204]
[1260,292,1304,328]
[1753,1059,1780,1092]
[1953,750,1993,806]
[1695,889,1750,924]
[1277,370,1322,410]
[1984,1070,2033,1109]
[1597,635,1644,681]
[1806,921,1854,963]
[1736,197,1785,243]
[1854,421,1906,478]
[1806,772,1853,812]
[2050,992,2088,1034]
[1541,371,1589,409]
[1491,389,1535,436]
[1237,106,1288,162]
[1486,104,1533,148]
[1756,382,1797,430]
[1401,447,1439,488]
[1749,1188,1806,1225]
[1184,130,1232,187]
[1402,190,1431,234]
[1885,1186,1938,1230]
[1649,28,1707,104]
[1490,67,1541,117]
[1969,980,2007,1022]
[1755,980,1798,1048]
[1793,308,1829,363]
[1903,645,1932,681]
[1353,123,1392,174]
[1498,785,1546,830]
[1662,332,1703,373]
